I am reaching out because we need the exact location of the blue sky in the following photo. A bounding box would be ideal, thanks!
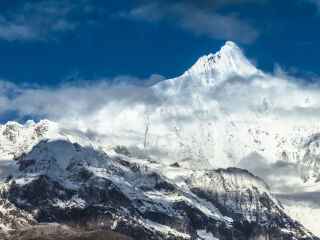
[0,0,319,86]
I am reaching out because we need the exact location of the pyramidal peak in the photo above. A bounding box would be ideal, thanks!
[152,41,261,92]
[185,41,260,80]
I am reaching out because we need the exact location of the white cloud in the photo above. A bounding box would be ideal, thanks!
[0,74,163,122]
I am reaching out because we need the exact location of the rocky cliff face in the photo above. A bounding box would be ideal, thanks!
[0,120,317,240]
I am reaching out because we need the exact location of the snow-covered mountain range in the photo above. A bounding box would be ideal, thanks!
[1,41,320,239]
[0,120,317,239]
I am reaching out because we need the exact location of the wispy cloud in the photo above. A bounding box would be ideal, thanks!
[308,0,320,9]
[116,3,164,23]
[116,1,261,43]
[0,17,35,41]
[0,0,100,41]
[173,5,259,43]
[112,74,165,87]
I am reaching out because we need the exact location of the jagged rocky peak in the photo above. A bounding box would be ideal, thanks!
[185,41,260,81]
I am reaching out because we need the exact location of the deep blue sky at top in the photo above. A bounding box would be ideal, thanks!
[0,0,319,85]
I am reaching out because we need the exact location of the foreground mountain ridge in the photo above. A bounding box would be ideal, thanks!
[0,119,318,239]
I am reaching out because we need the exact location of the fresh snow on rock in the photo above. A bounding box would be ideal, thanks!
[197,230,219,240]
[145,219,191,239]
[0,198,37,232]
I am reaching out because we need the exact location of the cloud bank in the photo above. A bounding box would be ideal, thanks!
[0,74,163,122]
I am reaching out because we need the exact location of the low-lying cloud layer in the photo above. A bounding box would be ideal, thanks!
[0,74,163,122]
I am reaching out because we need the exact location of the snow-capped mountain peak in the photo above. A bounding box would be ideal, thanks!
[153,41,263,92]
[184,41,260,83]
[154,41,261,92]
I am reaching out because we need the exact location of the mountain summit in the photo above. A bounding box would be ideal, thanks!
[185,41,259,81]
[155,41,260,91]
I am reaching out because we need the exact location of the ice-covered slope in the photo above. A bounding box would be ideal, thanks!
[0,120,317,239]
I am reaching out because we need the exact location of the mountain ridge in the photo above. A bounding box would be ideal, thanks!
[0,118,318,239]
